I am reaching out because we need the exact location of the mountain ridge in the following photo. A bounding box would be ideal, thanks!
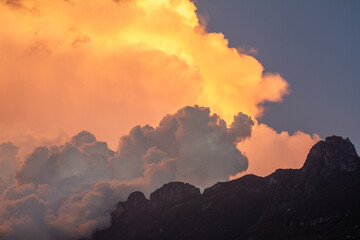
[91,136,360,240]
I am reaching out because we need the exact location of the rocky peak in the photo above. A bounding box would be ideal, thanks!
[150,182,200,209]
[114,191,150,223]
[126,191,150,211]
[302,136,360,175]
[202,181,225,196]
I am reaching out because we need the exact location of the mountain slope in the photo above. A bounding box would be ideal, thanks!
[91,136,360,240]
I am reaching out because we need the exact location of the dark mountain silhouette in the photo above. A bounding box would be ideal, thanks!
[91,136,360,240]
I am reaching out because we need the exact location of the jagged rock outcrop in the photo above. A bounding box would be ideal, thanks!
[302,136,360,174]
[109,182,200,226]
[92,136,360,240]
[150,182,201,209]
[113,191,150,223]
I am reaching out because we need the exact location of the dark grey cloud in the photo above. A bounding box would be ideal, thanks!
[112,105,253,186]
[0,106,254,239]
[0,142,19,194]
[3,0,24,8]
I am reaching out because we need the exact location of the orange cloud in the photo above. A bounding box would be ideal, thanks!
[0,2,325,237]
[232,123,321,178]
[0,0,289,149]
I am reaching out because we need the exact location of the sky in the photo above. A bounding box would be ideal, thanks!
[195,0,360,150]
[0,0,357,239]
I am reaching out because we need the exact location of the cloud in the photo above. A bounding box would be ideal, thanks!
[237,46,258,56]
[0,0,320,238]
[2,0,23,9]
[0,0,288,148]
[232,123,321,178]
[111,105,252,187]
[0,142,19,179]
[0,194,51,240]
[0,105,254,239]
[48,180,137,240]
[0,142,19,194]
[15,133,112,189]
[70,131,96,147]
[0,105,321,239]
[0,127,69,161]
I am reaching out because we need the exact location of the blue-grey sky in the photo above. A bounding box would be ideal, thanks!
[195,0,360,150]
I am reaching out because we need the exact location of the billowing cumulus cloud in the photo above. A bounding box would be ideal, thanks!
[112,106,252,186]
[0,0,288,148]
[0,0,311,182]
[0,106,253,239]
[0,0,322,238]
